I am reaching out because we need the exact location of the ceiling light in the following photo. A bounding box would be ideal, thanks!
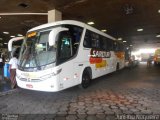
[10,36,15,38]
[118,38,123,41]
[0,17,1,19]
[4,43,8,44]
[87,22,95,25]
[101,29,107,32]
[156,35,160,38]
[17,34,23,37]
[130,45,133,46]
[137,29,143,32]
[123,41,127,43]
[158,10,160,13]
[3,32,9,34]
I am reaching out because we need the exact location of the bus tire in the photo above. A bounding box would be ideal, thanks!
[79,70,91,89]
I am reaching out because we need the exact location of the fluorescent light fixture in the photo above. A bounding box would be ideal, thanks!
[87,21,95,25]
[139,48,156,54]
[3,32,9,34]
[130,45,133,46]
[156,35,160,38]
[4,43,8,44]
[17,34,23,37]
[101,29,107,32]
[118,38,122,41]
[158,10,160,13]
[123,41,127,43]
[10,35,15,37]
[137,28,143,32]
[132,48,156,55]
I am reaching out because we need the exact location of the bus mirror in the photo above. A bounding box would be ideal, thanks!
[8,37,24,52]
[49,27,69,46]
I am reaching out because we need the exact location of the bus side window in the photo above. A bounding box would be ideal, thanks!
[105,39,112,51]
[84,30,91,48]
[113,41,118,51]
[91,33,100,49]
[101,37,107,51]
[120,44,124,51]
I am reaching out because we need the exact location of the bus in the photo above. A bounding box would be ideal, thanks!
[11,20,125,92]
[154,49,160,65]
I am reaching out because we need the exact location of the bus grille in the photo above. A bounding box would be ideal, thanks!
[19,78,43,82]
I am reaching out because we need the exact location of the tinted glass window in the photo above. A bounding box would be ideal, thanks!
[106,39,113,51]
[84,29,115,51]
[84,30,91,48]
[100,37,107,50]
[57,25,83,65]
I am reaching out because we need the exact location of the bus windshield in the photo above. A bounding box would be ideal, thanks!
[19,30,56,69]
[19,25,83,70]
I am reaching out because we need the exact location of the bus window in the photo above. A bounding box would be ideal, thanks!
[57,25,83,65]
[72,27,82,54]
[106,39,113,51]
[101,36,107,51]
[57,32,72,64]
[84,30,91,48]
[113,41,119,51]
[120,43,125,51]
[84,30,101,49]
[91,33,100,49]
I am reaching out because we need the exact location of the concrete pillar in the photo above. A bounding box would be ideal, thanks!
[48,9,62,23]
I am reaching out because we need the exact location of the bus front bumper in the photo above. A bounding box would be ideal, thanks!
[16,76,61,92]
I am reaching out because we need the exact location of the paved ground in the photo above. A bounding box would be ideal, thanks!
[0,63,160,120]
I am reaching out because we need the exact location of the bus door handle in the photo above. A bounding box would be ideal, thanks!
[78,64,83,66]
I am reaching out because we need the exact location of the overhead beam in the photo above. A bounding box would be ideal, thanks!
[0,13,48,15]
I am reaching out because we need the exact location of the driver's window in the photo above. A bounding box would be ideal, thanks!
[57,31,72,64]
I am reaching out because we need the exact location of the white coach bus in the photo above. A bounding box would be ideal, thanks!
[13,20,125,92]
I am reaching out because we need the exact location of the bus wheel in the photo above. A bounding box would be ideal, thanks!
[80,71,91,89]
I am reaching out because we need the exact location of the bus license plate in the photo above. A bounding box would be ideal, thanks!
[26,84,33,88]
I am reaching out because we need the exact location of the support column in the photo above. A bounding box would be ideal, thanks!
[48,9,62,23]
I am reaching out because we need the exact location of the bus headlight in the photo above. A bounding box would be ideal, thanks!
[52,69,62,76]
[40,69,62,80]
[16,73,21,79]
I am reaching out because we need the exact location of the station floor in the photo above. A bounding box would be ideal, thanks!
[0,63,160,120]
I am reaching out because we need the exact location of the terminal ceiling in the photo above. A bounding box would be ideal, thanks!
[0,0,160,50]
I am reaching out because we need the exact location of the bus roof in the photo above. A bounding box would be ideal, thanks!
[28,20,116,41]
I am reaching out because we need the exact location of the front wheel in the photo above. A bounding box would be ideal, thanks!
[79,71,91,89]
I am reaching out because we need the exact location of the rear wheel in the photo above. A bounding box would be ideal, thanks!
[80,71,91,89]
